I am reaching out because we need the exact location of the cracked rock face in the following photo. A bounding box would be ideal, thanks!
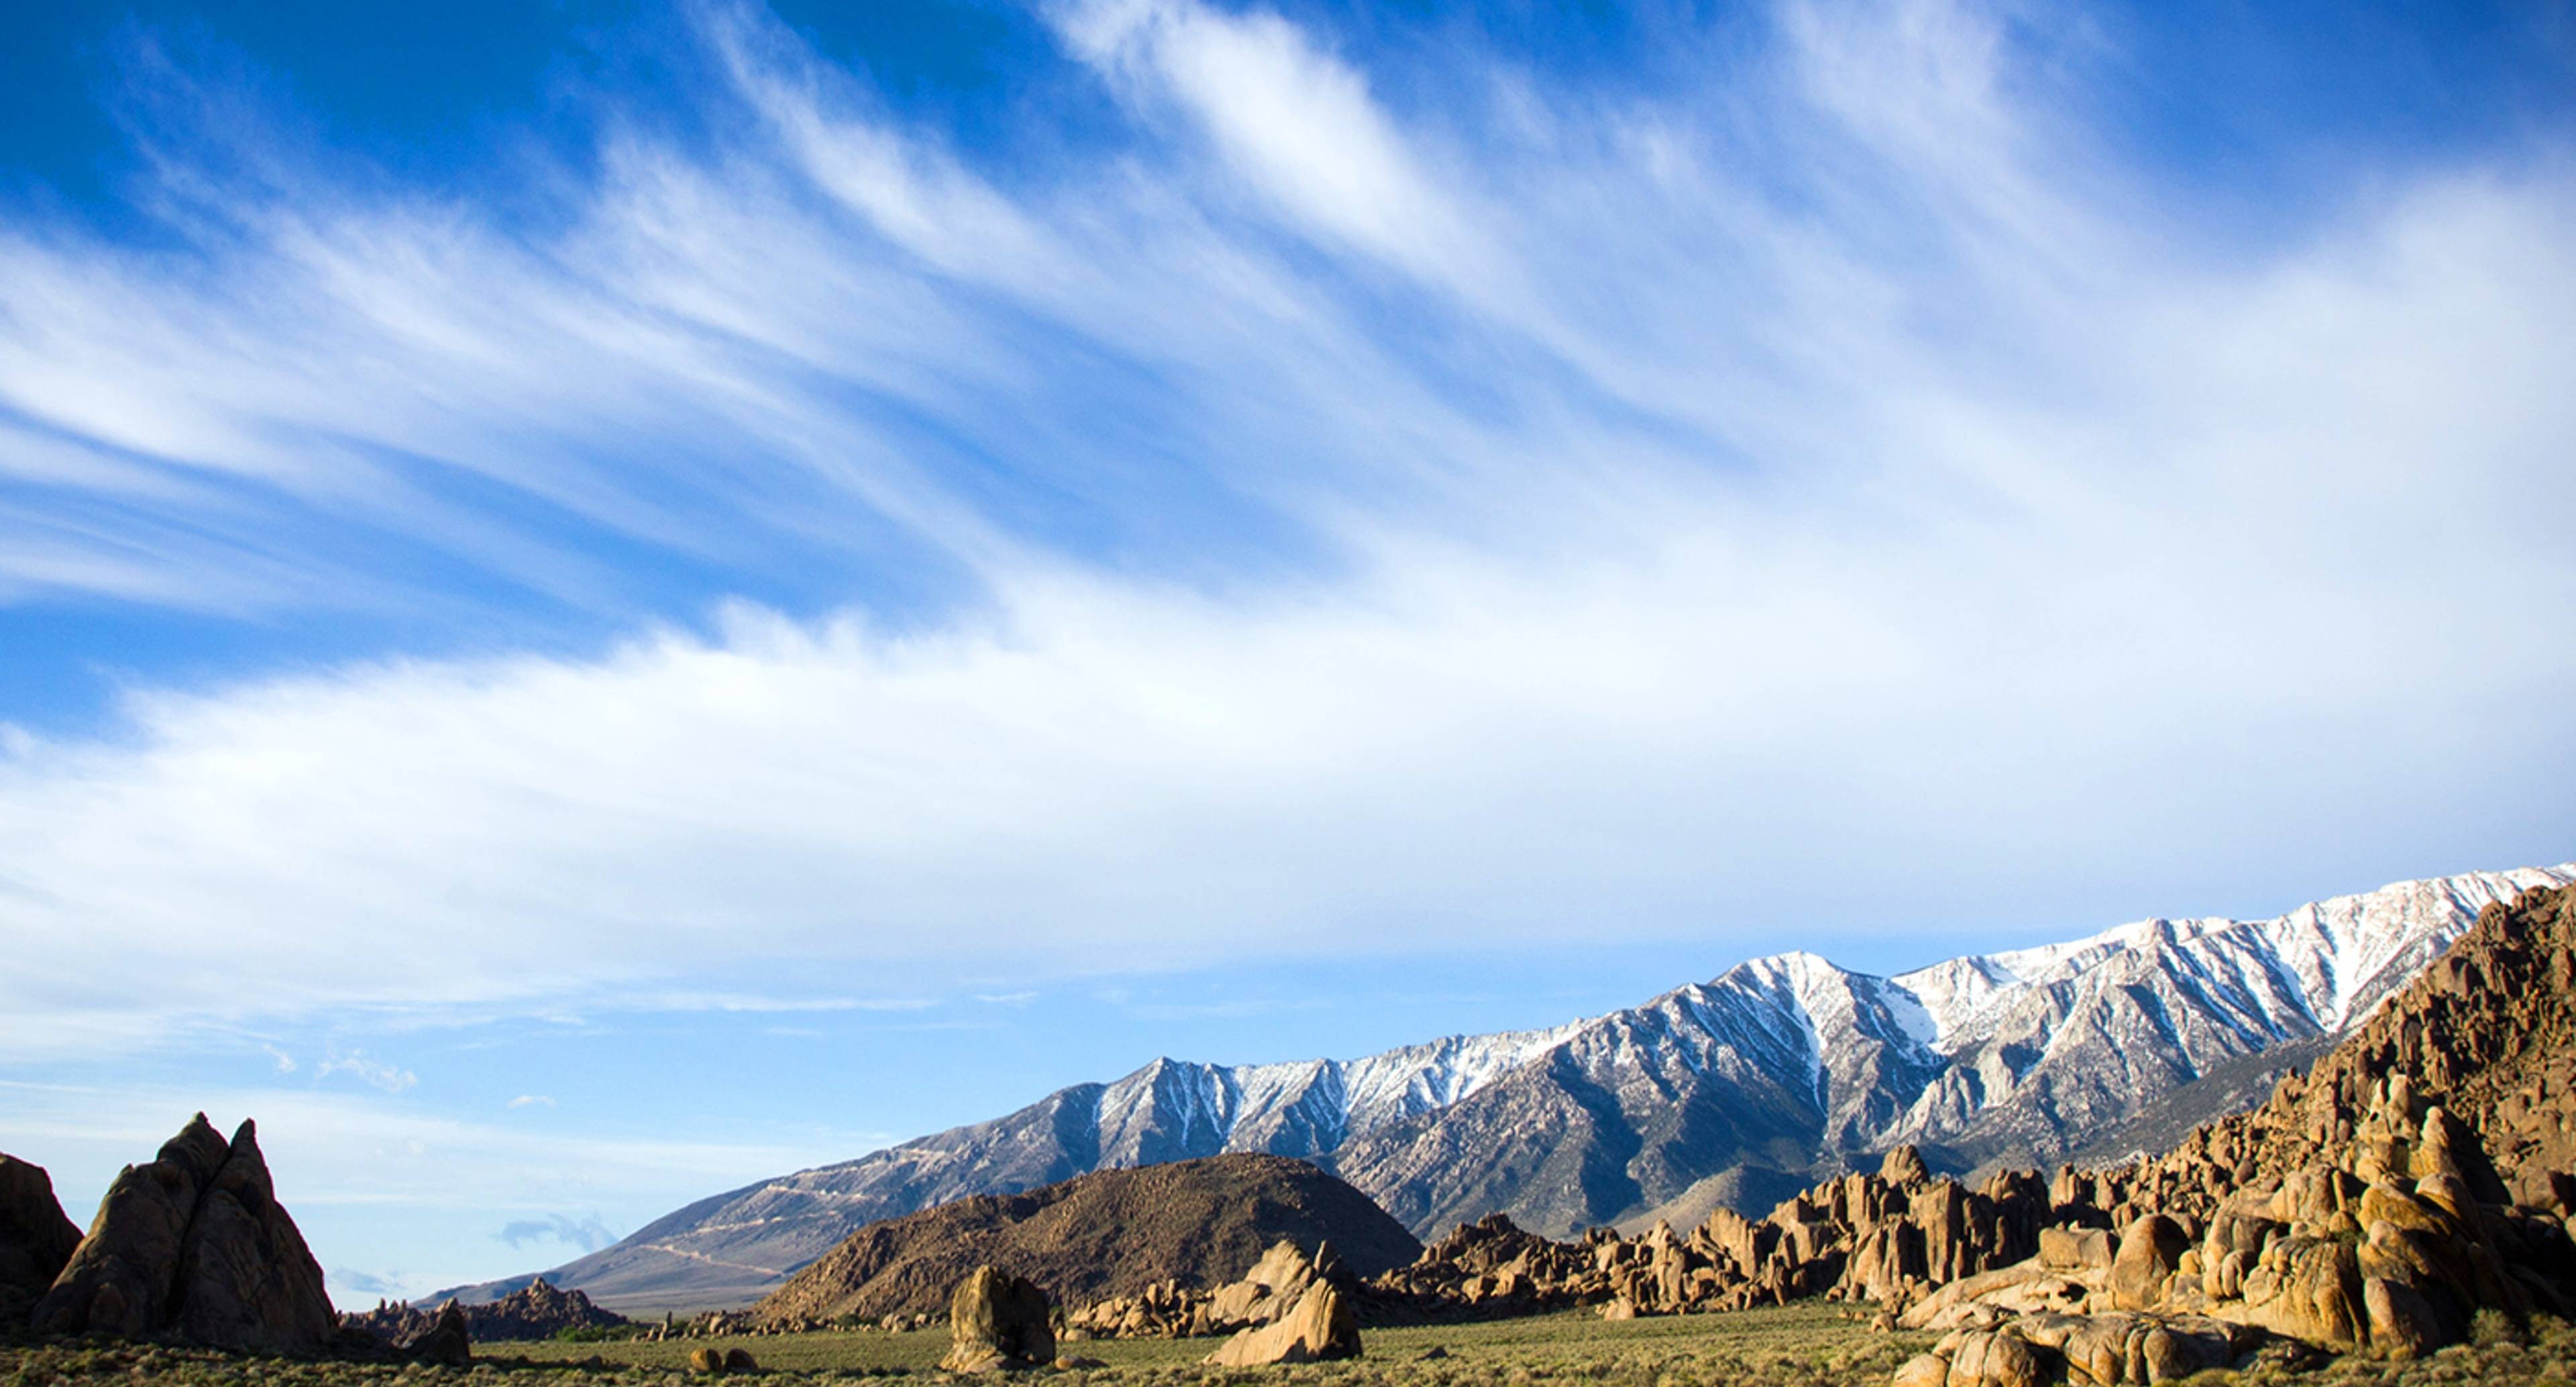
[31,1115,335,1355]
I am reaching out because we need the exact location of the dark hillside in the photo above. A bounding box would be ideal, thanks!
[751,1154,1418,1325]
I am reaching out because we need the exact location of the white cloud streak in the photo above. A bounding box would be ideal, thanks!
[315,1050,419,1095]
[0,0,2571,1058]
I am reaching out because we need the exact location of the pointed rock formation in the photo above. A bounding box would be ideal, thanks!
[31,1115,334,1354]
[170,1121,337,1353]
[1206,1239,1339,1328]
[35,1113,232,1339]
[408,1300,472,1368]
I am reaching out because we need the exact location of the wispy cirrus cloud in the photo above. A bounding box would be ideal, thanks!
[315,1050,418,1095]
[0,0,2569,1065]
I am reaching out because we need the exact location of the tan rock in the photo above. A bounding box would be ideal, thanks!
[940,1266,1054,1372]
[2412,1107,2508,1204]
[2037,1225,2113,1272]
[1892,1351,1949,1387]
[2362,1276,2440,1360]
[1208,1240,1320,1325]
[1943,1329,2045,1387]
[2137,1326,2216,1383]
[688,1346,725,1374]
[2207,1248,2253,1301]
[1203,1280,1358,1366]
[2237,1237,2364,1349]
[2057,1313,2141,1386]
[2110,1216,2189,1311]
[2357,1182,2450,1239]
[1882,1147,1932,1186]
[2412,1172,2474,1222]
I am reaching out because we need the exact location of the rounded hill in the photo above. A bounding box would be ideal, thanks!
[751,1153,1419,1324]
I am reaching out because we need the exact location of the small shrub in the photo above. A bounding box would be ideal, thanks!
[2471,1309,2528,1349]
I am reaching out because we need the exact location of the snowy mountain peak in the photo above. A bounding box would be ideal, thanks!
[1890,864,2573,1051]
[490,861,2575,1311]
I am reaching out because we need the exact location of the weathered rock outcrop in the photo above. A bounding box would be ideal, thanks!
[938,1266,1053,1373]
[32,1115,333,1354]
[1361,1144,2045,1322]
[1895,1311,2277,1387]
[34,1115,231,1338]
[1169,1241,1364,1366]
[464,1277,626,1340]
[1363,1214,1613,1321]
[1889,882,2576,1382]
[341,1277,625,1346]
[408,1300,472,1368]
[1203,1280,1360,1366]
[0,1154,83,1325]
[168,1122,338,1353]
[1067,1237,1364,1340]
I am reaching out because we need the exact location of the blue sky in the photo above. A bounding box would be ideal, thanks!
[3,0,2574,1307]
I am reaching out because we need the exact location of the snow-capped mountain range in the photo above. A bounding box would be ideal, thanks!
[456,863,2573,1312]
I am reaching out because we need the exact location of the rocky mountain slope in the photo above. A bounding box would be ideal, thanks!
[748,1154,1417,1326]
[1893,876,2576,1381]
[455,863,2571,1312]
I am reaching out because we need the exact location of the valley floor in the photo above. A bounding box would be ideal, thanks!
[7,1305,2575,1386]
